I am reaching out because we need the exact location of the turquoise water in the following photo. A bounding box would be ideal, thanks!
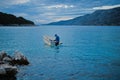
[0,26,120,80]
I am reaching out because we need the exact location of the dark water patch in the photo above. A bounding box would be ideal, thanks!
[110,59,120,67]
[0,75,16,80]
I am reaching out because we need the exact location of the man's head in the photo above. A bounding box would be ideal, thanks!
[55,34,57,37]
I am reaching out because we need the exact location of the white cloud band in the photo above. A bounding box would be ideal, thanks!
[0,0,30,6]
[93,4,120,10]
[46,4,75,9]
[11,0,30,5]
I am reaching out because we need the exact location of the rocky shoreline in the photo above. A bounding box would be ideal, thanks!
[0,51,29,80]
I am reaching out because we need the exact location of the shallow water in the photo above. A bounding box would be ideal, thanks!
[0,26,120,80]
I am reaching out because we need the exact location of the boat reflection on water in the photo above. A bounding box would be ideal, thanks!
[44,43,60,53]
[55,46,60,53]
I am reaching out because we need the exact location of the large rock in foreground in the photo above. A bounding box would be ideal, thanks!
[0,51,29,77]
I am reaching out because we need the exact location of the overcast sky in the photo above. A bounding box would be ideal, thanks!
[0,0,120,24]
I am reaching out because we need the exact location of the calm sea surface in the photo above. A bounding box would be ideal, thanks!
[0,26,120,80]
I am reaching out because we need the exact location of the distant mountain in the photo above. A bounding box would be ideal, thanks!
[0,12,35,26]
[47,7,120,26]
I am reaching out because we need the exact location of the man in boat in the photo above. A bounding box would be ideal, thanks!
[54,34,60,46]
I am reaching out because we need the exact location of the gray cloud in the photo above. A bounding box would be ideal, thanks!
[0,0,30,7]
[0,0,120,24]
